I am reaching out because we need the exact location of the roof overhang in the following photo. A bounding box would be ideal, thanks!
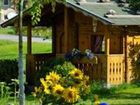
[66,0,113,25]
[1,1,140,27]
[0,3,64,27]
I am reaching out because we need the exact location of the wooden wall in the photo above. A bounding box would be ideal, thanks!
[55,7,124,54]
[54,7,140,85]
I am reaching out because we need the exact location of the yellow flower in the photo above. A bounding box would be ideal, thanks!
[46,71,61,83]
[52,84,64,96]
[83,75,89,81]
[44,86,50,94]
[82,75,90,94]
[94,95,100,105]
[74,79,83,88]
[40,78,47,88]
[33,86,42,97]
[94,100,100,105]
[34,86,42,93]
[69,68,83,80]
[63,87,80,103]
[40,78,51,94]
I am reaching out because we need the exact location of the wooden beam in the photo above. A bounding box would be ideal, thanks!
[105,26,110,86]
[105,15,140,18]
[105,26,110,55]
[64,7,68,53]
[52,23,56,54]
[27,21,32,54]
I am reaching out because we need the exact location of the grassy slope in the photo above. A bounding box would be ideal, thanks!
[0,40,52,59]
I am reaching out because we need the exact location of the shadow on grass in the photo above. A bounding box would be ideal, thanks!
[110,103,140,105]
[103,92,140,99]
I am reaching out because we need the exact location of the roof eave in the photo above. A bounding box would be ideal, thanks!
[66,1,114,25]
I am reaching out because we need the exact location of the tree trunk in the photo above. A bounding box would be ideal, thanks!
[18,0,25,105]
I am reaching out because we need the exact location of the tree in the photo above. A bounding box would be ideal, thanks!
[19,0,25,105]
[18,0,65,105]
[128,0,140,11]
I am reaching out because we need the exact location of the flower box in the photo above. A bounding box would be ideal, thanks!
[73,56,98,64]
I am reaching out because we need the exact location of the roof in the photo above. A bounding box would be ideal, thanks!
[1,0,140,27]
[67,0,140,25]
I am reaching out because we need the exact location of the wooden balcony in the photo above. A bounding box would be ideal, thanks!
[26,53,55,85]
[26,53,125,86]
[73,54,107,82]
[74,54,125,85]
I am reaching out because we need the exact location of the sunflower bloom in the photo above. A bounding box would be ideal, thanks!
[44,86,50,94]
[46,71,61,83]
[52,84,64,96]
[40,78,47,88]
[40,78,51,94]
[69,68,83,80]
[63,87,80,103]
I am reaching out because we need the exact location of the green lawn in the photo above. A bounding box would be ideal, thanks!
[101,87,140,105]
[0,96,40,105]
[0,40,52,59]
[0,27,16,35]
[0,87,140,105]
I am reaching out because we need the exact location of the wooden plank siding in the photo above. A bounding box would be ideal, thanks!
[25,7,140,86]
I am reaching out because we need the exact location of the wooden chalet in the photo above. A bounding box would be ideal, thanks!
[1,0,140,86]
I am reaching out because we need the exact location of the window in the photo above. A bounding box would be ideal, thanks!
[91,35,105,54]
[4,0,9,5]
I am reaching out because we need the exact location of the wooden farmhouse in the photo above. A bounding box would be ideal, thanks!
[1,0,140,86]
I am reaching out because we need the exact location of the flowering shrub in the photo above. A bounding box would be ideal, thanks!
[65,48,94,61]
[33,68,90,105]
[129,43,140,81]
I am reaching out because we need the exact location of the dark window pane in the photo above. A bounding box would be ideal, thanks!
[4,0,9,5]
[91,35,105,54]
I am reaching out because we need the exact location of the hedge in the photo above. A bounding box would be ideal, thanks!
[0,59,18,83]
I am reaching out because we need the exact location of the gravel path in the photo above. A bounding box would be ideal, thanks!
[0,34,52,43]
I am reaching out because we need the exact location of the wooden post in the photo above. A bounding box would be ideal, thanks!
[105,27,110,55]
[125,34,129,83]
[105,26,110,87]
[26,20,32,85]
[27,21,32,54]
[52,23,56,54]
[64,7,68,53]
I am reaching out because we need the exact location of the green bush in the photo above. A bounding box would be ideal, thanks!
[128,0,140,10]
[0,59,18,83]
[35,58,76,86]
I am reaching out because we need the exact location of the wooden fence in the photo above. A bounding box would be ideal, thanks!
[107,54,125,85]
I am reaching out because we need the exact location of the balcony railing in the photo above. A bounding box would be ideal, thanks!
[26,53,125,85]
